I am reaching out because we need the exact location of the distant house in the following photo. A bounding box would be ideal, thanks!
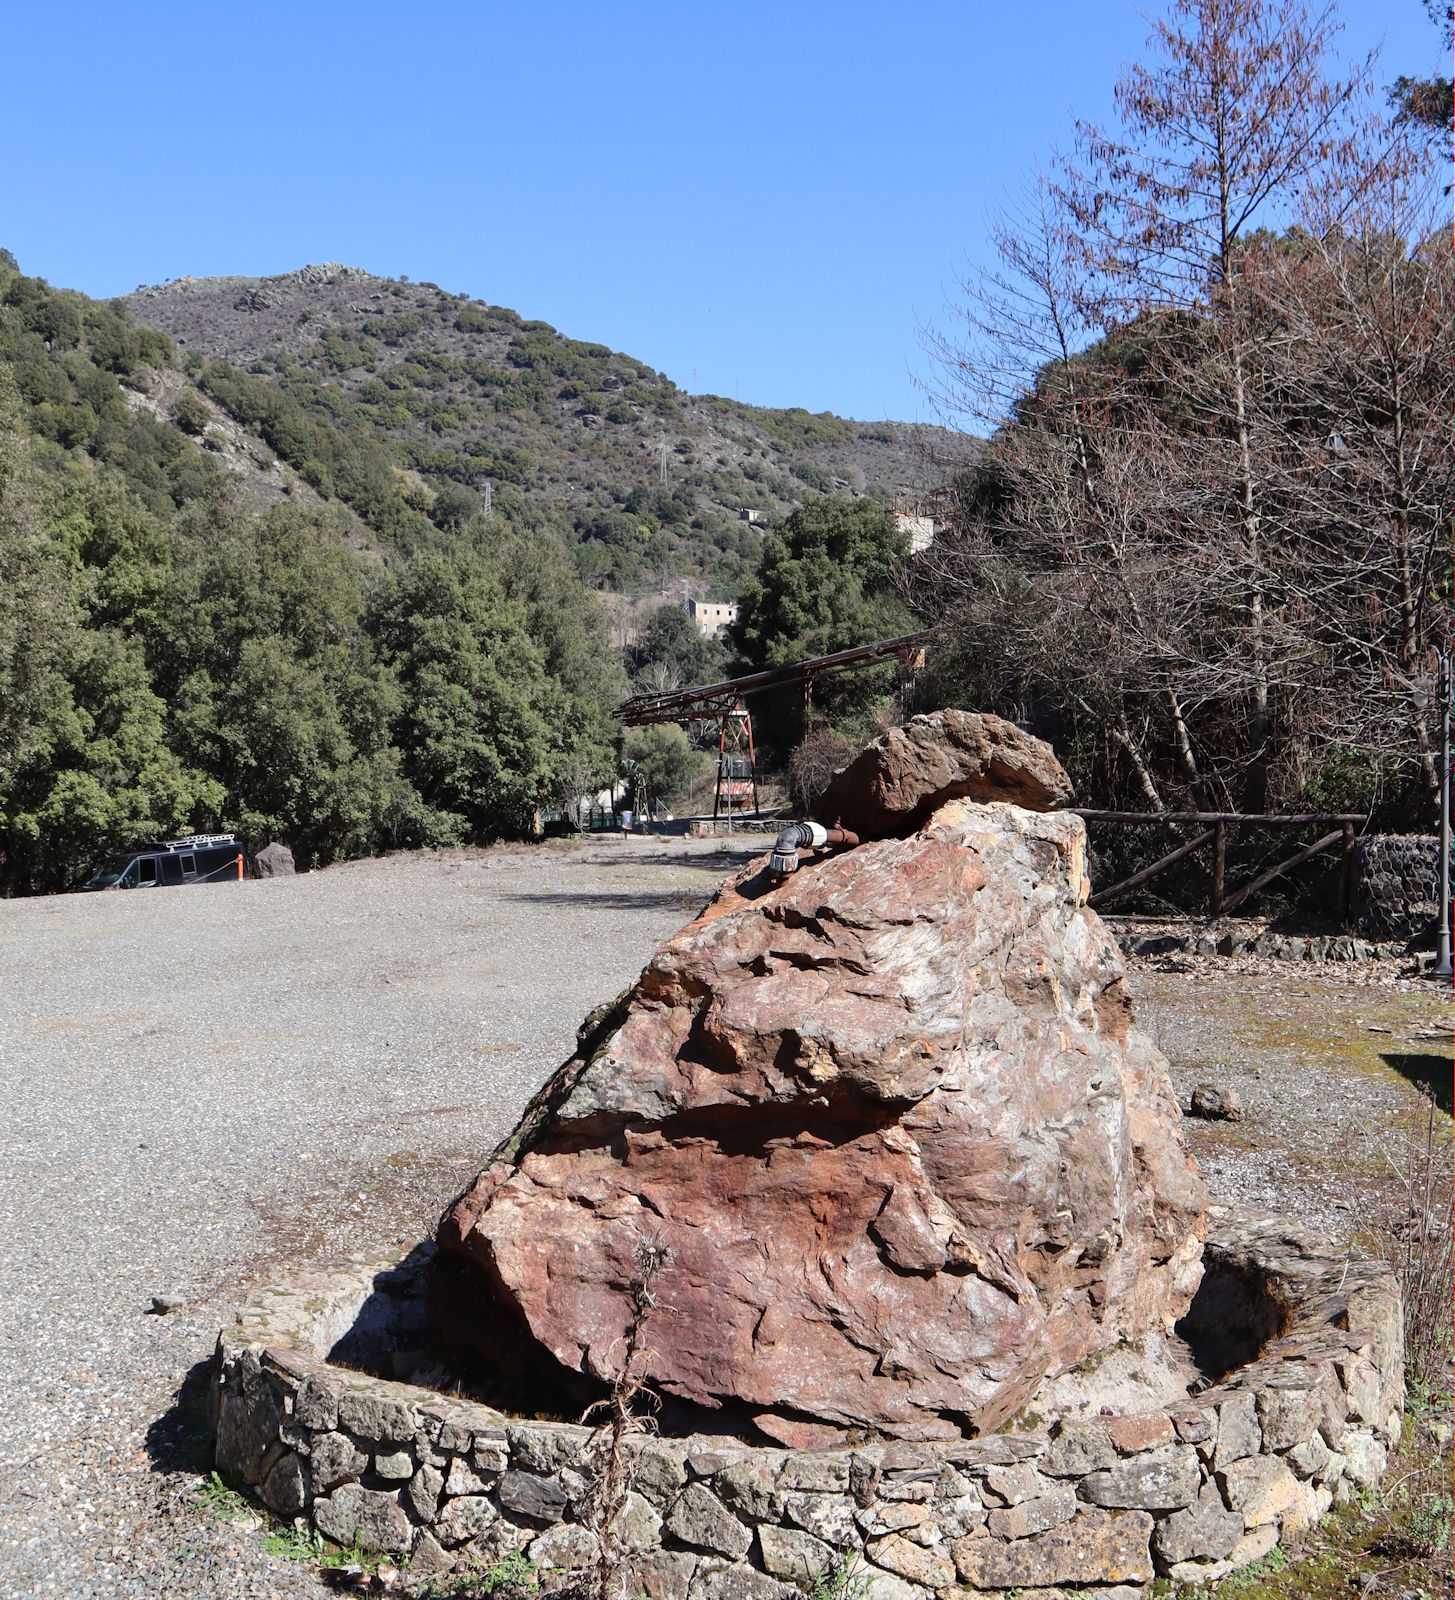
[894,511,936,555]
[687,599,739,639]
[739,508,766,525]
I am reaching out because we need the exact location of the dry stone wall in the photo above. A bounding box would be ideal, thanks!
[210,1209,1403,1596]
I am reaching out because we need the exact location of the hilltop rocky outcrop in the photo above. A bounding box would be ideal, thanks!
[431,715,1207,1445]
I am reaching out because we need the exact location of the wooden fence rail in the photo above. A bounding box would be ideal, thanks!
[1072,810,1367,920]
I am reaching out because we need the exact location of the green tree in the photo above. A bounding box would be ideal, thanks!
[372,551,572,840]
[730,496,912,748]
[628,603,723,691]
[620,723,703,815]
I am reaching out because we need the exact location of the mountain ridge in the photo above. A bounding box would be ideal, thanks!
[119,262,974,592]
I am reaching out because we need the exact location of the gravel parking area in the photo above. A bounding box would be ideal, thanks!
[0,837,759,1600]
[0,838,1445,1598]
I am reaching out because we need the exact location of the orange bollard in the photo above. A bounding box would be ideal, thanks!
[236,852,244,880]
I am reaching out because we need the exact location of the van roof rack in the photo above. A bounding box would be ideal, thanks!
[160,833,241,851]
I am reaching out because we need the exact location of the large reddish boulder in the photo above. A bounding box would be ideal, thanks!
[432,788,1205,1446]
[814,709,1075,838]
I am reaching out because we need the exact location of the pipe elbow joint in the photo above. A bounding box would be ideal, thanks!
[769,820,831,877]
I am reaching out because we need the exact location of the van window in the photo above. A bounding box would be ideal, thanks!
[86,855,133,888]
[137,858,157,885]
[159,856,183,886]
[179,854,197,877]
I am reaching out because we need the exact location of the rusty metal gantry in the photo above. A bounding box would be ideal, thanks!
[614,630,935,820]
[615,630,935,728]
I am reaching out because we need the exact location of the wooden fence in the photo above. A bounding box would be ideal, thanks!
[1071,811,1367,920]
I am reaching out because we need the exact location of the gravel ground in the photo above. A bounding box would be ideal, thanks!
[0,837,759,1600]
[1128,950,1450,1249]
[0,839,1445,1598]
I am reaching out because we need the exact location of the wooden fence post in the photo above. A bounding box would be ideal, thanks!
[1209,821,1226,918]
[1339,822,1357,926]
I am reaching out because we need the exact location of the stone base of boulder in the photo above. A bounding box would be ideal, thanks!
[207,1208,1402,1594]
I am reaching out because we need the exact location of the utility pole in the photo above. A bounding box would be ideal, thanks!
[1434,649,1452,980]
[658,436,669,488]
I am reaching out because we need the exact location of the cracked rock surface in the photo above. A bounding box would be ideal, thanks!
[435,791,1207,1445]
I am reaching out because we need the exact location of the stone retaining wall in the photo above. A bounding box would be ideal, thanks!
[211,1210,1404,1597]
[1119,928,1403,963]
[1352,835,1440,942]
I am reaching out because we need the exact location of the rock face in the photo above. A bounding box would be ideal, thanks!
[813,710,1075,839]
[433,731,1204,1446]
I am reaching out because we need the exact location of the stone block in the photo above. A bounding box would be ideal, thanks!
[336,1388,416,1445]
[1341,1431,1388,1489]
[1285,1434,1332,1480]
[409,1530,455,1577]
[1338,1359,1383,1426]
[782,1492,858,1547]
[1212,1391,1260,1468]
[309,1430,367,1493]
[627,1550,699,1598]
[1228,1521,1279,1568]
[1218,1455,1305,1526]
[687,1556,796,1599]
[860,1502,936,1537]
[614,1490,664,1553]
[1170,1407,1216,1444]
[633,1443,690,1506]
[983,1462,1053,1505]
[1042,1422,1116,1476]
[865,1532,956,1588]
[294,1376,338,1431]
[507,1424,583,1473]
[260,1450,309,1518]
[528,1523,597,1570]
[715,1459,781,1523]
[313,1484,412,1555]
[666,1484,753,1558]
[857,1569,928,1600]
[472,1435,510,1474]
[1105,1413,1175,1452]
[498,1469,568,1523]
[986,1484,1077,1539]
[1078,1444,1201,1510]
[1151,1481,1244,1565]
[1256,1384,1322,1451]
[214,1375,284,1485]
[953,1507,1155,1588]
[436,1492,499,1547]
[777,1454,852,1492]
[445,1456,490,1497]
[407,1463,443,1520]
[757,1524,833,1582]
[373,1448,413,1480]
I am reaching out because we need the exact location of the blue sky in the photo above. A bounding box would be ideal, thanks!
[3,1,1445,421]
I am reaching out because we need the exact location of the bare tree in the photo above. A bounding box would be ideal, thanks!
[1060,0,1370,808]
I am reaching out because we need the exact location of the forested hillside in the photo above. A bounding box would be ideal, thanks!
[0,250,965,894]
[0,253,626,893]
[122,265,966,594]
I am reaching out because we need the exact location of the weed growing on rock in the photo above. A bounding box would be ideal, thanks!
[809,1550,869,1600]
[573,1239,669,1600]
